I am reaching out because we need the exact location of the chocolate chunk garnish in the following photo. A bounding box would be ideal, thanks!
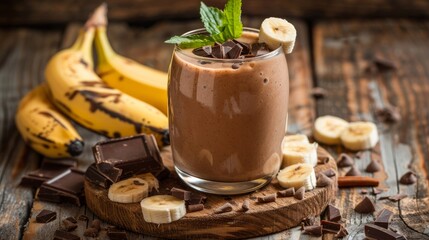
[302,225,322,236]
[354,196,376,213]
[277,187,295,197]
[365,160,382,173]
[21,158,77,188]
[365,224,406,240]
[399,171,417,185]
[171,187,192,201]
[294,187,305,200]
[231,63,240,69]
[62,219,78,232]
[257,194,276,203]
[214,202,233,214]
[387,194,407,202]
[96,162,123,183]
[321,168,336,178]
[233,40,250,55]
[321,220,342,234]
[376,105,401,124]
[337,153,354,167]
[90,219,101,231]
[316,173,333,187]
[345,166,361,176]
[336,226,349,238]
[375,208,393,229]
[227,44,243,59]
[53,230,80,240]
[187,203,204,213]
[211,44,225,59]
[326,204,341,222]
[193,46,212,57]
[36,209,56,223]
[92,134,165,178]
[83,227,98,237]
[37,168,85,206]
[241,199,250,212]
[107,227,128,240]
[85,164,112,189]
[310,87,328,99]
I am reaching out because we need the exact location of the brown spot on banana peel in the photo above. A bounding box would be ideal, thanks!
[38,111,68,130]
[97,69,115,78]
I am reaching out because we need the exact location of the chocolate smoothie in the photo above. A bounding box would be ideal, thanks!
[168,30,289,184]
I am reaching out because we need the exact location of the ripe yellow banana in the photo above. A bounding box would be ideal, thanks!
[93,4,168,115]
[15,84,84,158]
[45,22,169,146]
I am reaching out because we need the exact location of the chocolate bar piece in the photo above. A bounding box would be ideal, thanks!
[96,162,122,183]
[107,227,128,240]
[53,230,80,240]
[187,192,207,205]
[21,158,77,188]
[354,196,376,214]
[375,208,393,229]
[326,204,341,222]
[365,224,406,240]
[85,164,112,189]
[170,187,191,201]
[36,209,56,223]
[321,220,341,234]
[37,169,85,206]
[92,135,164,177]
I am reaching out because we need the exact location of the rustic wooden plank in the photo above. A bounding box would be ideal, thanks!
[2,0,429,26]
[0,28,62,240]
[314,19,429,239]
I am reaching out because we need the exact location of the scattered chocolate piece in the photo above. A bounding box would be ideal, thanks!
[231,63,240,69]
[62,219,78,232]
[241,199,250,212]
[310,87,328,99]
[107,227,128,240]
[321,220,341,234]
[335,226,349,238]
[187,192,207,205]
[96,162,123,183]
[354,196,376,213]
[171,187,192,201]
[187,203,204,213]
[345,166,361,176]
[294,187,305,200]
[36,209,56,223]
[373,57,397,72]
[399,171,417,185]
[365,223,405,240]
[302,225,322,236]
[85,164,112,189]
[321,168,336,178]
[373,188,384,195]
[387,194,407,202]
[78,215,88,222]
[376,105,401,124]
[277,187,295,197]
[53,230,80,240]
[375,208,393,229]
[257,194,276,203]
[65,217,77,224]
[214,203,233,214]
[83,227,98,237]
[361,189,368,194]
[337,153,354,168]
[316,173,333,187]
[90,219,101,231]
[326,204,341,222]
[37,169,85,206]
[92,134,165,177]
[21,158,77,188]
[365,160,382,173]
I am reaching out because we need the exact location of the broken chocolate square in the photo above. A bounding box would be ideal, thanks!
[36,209,56,223]
[85,164,113,189]
[170,187,191,201]
[21,158,77,188]
[326,204,341,222]
[375,208,393,229]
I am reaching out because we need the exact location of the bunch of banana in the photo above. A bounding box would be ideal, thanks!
[15,84,84,158]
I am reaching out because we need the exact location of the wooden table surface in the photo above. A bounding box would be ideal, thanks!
[1,17,429,240]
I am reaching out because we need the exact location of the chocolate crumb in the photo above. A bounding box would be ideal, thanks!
[187,204,204,213]
[399,171,417,185]
[345,166,361,176]
[365,160,382,173]
[376,105,401,124]
[321,168,336,178]
[241,199,250,212]
[316,173,333,187]
[257,194,276,203]
[354,196,376,213]
[35,209,56,223]
[84,227,99,237]
[326,204,341,222]
[277,187,295,197]
[302,225,322,236]
[294,187,305,200]
[62,219,78,232]
[214,203,233,214]
[53,230,80,240]
[310,87,328,99]
[337,153,354,167]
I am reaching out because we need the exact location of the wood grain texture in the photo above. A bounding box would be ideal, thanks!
[2,0,429,26]
[313,19,429,239]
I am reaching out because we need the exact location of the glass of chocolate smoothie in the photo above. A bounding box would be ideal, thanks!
[168,28,289,194]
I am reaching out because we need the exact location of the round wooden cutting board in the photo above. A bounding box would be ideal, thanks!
[85,147,337,239]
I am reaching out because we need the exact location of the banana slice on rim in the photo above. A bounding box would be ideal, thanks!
[108,178,149,203]
[140,195,186,224]
[313,115,349,145]
[259,17,297,54]
[282,142,318,167]
[277,163,316,190]
[340,122,379,151]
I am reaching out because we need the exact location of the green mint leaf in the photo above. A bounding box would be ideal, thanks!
[223,0,243,39]
[200,2,224,36]
[165,35,214,49]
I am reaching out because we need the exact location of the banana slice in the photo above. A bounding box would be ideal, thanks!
[259,17,297,54]
[136,173,159,193]
[283,134,310,144]
[340,122,379,151]
[140,195,186,224]
[282,142,318,167]
[277,163,316,190]
[313,115,349,145]
[108,178,149,203]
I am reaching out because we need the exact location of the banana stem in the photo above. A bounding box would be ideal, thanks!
[95,27,115,64]
[80,28,95,64]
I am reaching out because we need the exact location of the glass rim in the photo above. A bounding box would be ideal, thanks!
[175,27,283,63]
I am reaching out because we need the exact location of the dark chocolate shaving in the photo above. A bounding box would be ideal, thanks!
[365,160,382,173]
[375,208,393,229]
[214,203,233,214]
[399,171,417,185]
[337,153,354,167]
[354,196,376,213]
[241,199,250,212]
[326,204,341,222]
[257,194,276,203]
[277,187,295,197]
[294,187,305,200]
[36,209,56,223]
[302,225,322,236]
[345,166,361,176]
[187,203,204,213]
[316,173,333,187]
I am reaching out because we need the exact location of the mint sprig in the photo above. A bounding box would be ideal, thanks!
[165,0,243,49]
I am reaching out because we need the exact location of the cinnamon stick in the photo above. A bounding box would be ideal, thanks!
[338,176,379,188]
